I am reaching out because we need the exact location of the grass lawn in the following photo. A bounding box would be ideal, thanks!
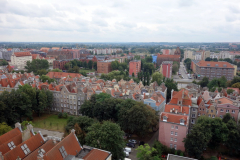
[79,69,96,73]
[32,114,69,132]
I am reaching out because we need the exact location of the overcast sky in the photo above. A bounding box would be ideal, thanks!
[0,0,240,42]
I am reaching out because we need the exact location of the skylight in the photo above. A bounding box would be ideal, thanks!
[21,144,31,155]
[8,141,16,150]
[59,146,68,158]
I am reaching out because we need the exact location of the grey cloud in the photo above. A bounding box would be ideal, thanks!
[178,0,196,7]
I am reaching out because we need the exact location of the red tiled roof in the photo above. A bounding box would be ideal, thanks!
[14,52,31,57]
[215,97,233,105]
[164,104,190,115]
[169,89,192,106]
[46,72,82,79]
[157,54,180,58]
[161,112,188,125]
[0,128,21,145]
[23,139,56,160]
[0,134,22,155]
[43,133,81,160]
[197,60,234,68]
[83,149,110,160]
[4,133,44,160]
[227,87,240,94]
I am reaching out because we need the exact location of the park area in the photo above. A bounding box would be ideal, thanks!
[79,68,95,73]
[32,114,69,132]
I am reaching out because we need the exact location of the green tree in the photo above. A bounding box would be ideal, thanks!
[37,69,48,76]
[137,144,160,160]
[68,66,80,73]
[25,59,49,74]
[184,58,192,71]
[172,63,179,75]
[231,82,240,89]
[111,61,119,70]
[147,72,150,85]
[145,56,153,63]
[0,122,12,136]
[198,77,209,88]
[88,60,93,69]
[36,90,47,117]
[227,89,234,95]
[83,61,87,68]
[132,72,135,77]
[0,60,9,66]
[222,113,234,123]
[40,75,55,83]
[85,121,125,160]
[51,68,63,72]
[165,78,178,100]
[205,57,211,61]
[93,62,97,70]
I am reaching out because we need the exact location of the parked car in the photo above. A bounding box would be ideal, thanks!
[128,139,137,144]
[124,147,131,153]
[126,143,135,148]
[124,151,129,157]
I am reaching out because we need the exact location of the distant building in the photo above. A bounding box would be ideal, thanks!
[129,60,141,77]
[157,54,180,66]
[10,52,32,69]
[160,61,173,78]
[152,55,157,63]
[97,59,115,74]
[191,60,234,80]
[174,47,181,55]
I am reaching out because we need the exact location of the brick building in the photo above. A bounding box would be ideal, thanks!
[129,60,141,77]
[157,54,180,66]
[53,59,72,70]
[97,59,115,74]
[161,61,173,78]
[191,60,234,80]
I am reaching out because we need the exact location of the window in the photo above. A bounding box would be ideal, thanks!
[175,132,178,136]
[171,131,173,135]
[191,119,195,124]
[199,108,201,111]
[198,113,201,116]
[180,119,184,125]
[163,116,167,122]
[170,137,173,141]
[220,115,223,119]
[21,144,31,155]
[70,96,72,99]
[171,125,174,129]
[192,108,196,112]
[203,109,204,111]
[212,115,215,118]
[226,110,229,113]
[192,114,195,118]
[8,141,16,150]
[174,144,177,150]
[175,126,178,130]
[59,146,67,158]
[174,138,177,142]
[220,109,223,112]
[232,110,235,113]
[170,144,173,148]
[208,114,211,117]
[211,110,213,113]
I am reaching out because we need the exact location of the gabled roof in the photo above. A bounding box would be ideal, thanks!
[161,112,188,125]
[46,72,82,79]
[14,52,31,57]
[164,104,190,115]
[215,97,234,105]
[23,139,56,160]
[0,133,22,155]
[169,89,192,106]
[4,133,44,160]
[83,149,110,160]
[43,132,81,160]
[0,128,21,145]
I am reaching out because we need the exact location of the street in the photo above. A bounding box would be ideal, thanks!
[179,62,188,79]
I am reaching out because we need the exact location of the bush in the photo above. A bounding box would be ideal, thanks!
[177,150,182,155]
[180,152,184,156]
[174,150,177,155]
[170,148,176,154]
[58,112,63,118]
[63,112,68,119]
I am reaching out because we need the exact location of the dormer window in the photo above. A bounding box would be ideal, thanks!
[163,116,168,122]
[59,146,67,158]
[180,119,184,125]
[21,144,31,155]
[8,141,16,150]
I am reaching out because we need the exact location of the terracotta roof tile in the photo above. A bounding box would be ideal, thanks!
[161,112,188,125]
[4,133,44,160]
[14,52,31,57]
[215,97,233,105]
[164,104,190,115]
[197,60,234,68]
[83,149,110,160]
[0,134,22,155]
[43,133,81,160]
[0,128,21,145]
[46,72,82,79]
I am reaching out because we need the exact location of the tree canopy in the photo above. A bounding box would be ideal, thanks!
[25,59,49,74]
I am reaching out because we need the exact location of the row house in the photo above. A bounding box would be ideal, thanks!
[159,89,192,151]
[0,123,112,160]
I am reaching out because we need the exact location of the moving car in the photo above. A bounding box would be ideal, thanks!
[124,151,129,157]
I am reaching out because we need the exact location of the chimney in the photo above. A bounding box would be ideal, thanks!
[0,152,4,160]
[71,129,75,134]
[175,110,178,114]
[16,156,21,160]
[37,148,45,160]
[15,122,22,132]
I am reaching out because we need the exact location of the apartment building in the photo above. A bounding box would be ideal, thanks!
[10,52,32,69]
[97,59,115,74]
[129,60,141,77]
[160,61,173,78]
[191,60,234,80]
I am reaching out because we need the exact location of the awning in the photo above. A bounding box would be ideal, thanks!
[198,75,201,77]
